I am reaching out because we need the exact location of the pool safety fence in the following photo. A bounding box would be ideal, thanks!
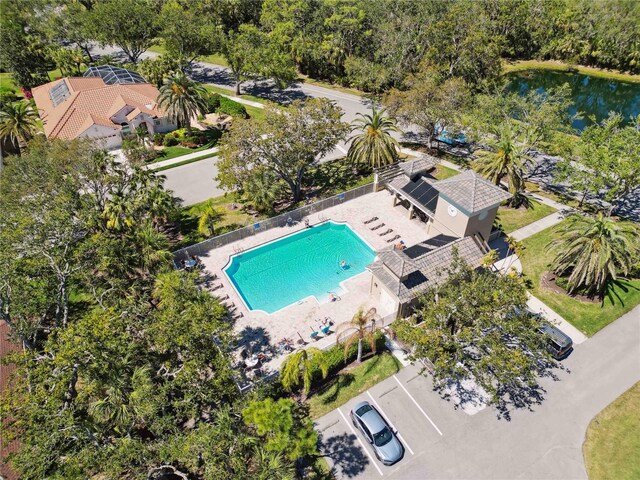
[174,183,374,263]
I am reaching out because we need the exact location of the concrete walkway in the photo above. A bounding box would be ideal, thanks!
[509,211,566,241]
[146,146,220,171]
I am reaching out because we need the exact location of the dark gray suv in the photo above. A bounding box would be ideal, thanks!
[350,401,404,466]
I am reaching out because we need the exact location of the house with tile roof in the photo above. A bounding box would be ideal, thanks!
[368,158,512,317]
[32,66,176,149]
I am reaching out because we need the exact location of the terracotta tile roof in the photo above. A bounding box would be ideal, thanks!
[432,170,512,215]
[32,76,165,140]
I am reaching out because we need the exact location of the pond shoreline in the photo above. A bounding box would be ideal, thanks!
[503,59,640,84]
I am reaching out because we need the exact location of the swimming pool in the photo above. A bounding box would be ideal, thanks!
[224,222,376,314]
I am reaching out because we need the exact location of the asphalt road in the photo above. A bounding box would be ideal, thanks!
[315,305,640,479]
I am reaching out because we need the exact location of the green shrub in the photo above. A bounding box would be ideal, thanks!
[218,96,248,118]
[308,331,386,385]
[153,133,164,146]
[205,93,221,113]
[163,135,179,147]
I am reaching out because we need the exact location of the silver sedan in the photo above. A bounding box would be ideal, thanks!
[350,401,404,466]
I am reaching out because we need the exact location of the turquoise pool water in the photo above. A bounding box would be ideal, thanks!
[224,222,376,314]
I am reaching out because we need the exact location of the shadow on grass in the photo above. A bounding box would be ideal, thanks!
[604,279,640,307]
[318,373,356,405]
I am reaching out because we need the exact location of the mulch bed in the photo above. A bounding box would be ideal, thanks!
[541,271,600,304]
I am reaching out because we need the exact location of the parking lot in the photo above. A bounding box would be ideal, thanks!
[315,306,640,479]
[316,364,466,479]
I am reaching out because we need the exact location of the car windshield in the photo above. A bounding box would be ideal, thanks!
[373,426,393,446]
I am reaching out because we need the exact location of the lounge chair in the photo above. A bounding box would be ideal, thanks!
[370,223,385,230]
[386,235,401,243]
[363,216,378,224]
[379,228,393,236]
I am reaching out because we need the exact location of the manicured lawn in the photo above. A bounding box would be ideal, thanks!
[0,72,20,94]
[175,193,262,249]
[496,200,557,233]
[203,84,281,108]
[431,165,460,180]
[583,382,640,480]
[502,59,640,84]
[308,352,401,419]
[519,221,640,336]
[155,144,210,161]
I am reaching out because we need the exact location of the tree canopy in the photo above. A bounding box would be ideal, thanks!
[393,254,559,413]
[0,138,321,478]
[217,97,349,202]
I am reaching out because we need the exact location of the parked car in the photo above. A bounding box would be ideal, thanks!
[350,401,404,466]
[539,323,573,359]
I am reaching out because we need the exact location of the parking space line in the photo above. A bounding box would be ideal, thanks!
[366,391,415,455]
[337,407,384,477]
[393,375,443,436]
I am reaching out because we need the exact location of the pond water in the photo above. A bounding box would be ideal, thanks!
[505,70,640,132]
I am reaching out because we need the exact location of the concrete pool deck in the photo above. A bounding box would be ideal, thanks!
[195,190,442,372]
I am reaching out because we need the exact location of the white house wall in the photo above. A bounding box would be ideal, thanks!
[79,124,122,149]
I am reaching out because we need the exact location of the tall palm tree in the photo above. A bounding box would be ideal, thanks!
[158,71,208,135]
[550,213,639,297]
[0,100,40,154]
[279,347,328,399]
[475,123,532,208]
[336,307,379,363]
[347,106,401,169]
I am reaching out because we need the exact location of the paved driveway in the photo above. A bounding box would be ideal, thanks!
[315,306,640,479]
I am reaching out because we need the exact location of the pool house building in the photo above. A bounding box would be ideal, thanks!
[369,156,512,317]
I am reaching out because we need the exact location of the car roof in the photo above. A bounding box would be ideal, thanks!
[359,407,386,433]
[539,324,572,347]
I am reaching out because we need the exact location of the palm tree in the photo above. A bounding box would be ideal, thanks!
[550,213,639,297]
[475,123,532,208]
[250,446,295,480]
[347,106,401,169]
[242,169,280,213]
[279,347,328,399]
[197,202,220,237]
[158,71,208,135]
[0,100,39,154]
[336,307,379,363]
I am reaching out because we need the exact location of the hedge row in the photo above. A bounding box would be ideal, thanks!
[205,93,248,118]
[308,331,386,386]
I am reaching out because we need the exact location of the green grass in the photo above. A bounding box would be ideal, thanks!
[502,59,640,84]
[496,199,557,234]
[203,84,285,109]
[430,165,460,180]
[583,382,640,480]
[519,221,640,336]
[175,193,262,249]
[308,352,401,419]
[0,72,20,94]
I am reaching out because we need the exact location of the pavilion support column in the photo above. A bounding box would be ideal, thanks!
[393,194,400,207]
[408,204,415,219]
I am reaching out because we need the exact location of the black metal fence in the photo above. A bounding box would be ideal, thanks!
[174,183,374,262]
